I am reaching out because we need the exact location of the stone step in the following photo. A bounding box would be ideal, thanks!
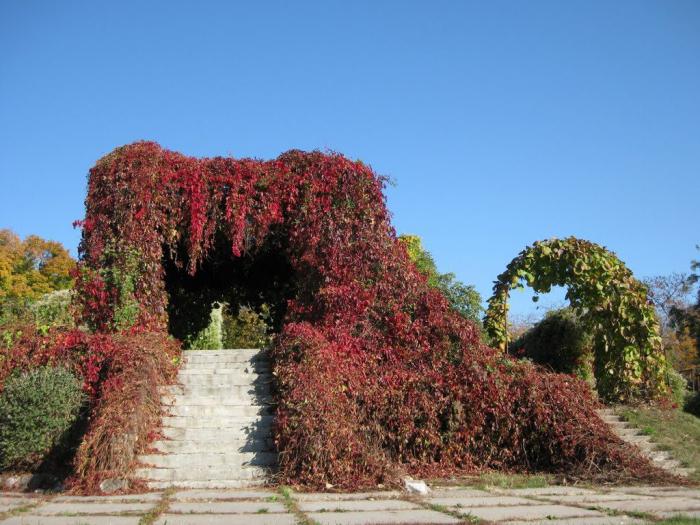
[161,385,273,398]
[673,467,694,476]
[149,438,274,454]
[146,479,268,489]
[653,458,681,469]
[162,426,273,441]
[139,452,278,468]
[135,465,273,482]
[623,434,652,445]
[613,427,643,438]
[164,404,274,417]
[161,415,275,429]
[182,350,268,363]
[643,449,672,462]
[176,373,274,387]
[161,395,276,407]
[179,364,271,374]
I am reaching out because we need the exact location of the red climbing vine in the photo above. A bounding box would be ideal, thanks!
[70,141,673,488]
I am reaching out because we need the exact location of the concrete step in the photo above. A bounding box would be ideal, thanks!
[161,415,275,429]
[182,350,268,364]
[176,373,274,387]
[179,364,271,374]
[161,385,273,399]
[161,394,276,407]
[653,458,681,469]
[673,467,694,477]
[164,404,274,417]
[162,426,273,441]
[613,427,643,438]
[146,479,268,489]
[149,438,274,454]
[623,434,652,445]
[139,452,278,468]
[135,465,273,482]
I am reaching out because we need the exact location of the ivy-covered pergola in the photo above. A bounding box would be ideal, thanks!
[44,142,670,488]
[484,237,669,402]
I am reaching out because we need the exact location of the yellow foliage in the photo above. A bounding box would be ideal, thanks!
[0,229,75,301]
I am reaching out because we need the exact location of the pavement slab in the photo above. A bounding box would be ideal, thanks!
[298,499,420,512]
[656,510,700,518]
[614,486,700,498]
[168,500,287,514]
[155,514,296,525]
[535,493,654,504]
[308,509,461,525]
[2,517,141,525]
[503,517,644,525]
[294,491,403,501]
[597,496,700,515]
[0,496,36,512]
[422,488,492,498]
[170,489,275,501]
[497,486,599,496]
[464,503,604,521]
[52,493,163,503]
[425,495,537,507]
[31,501,155,516]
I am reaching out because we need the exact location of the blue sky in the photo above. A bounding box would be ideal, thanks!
[1,1,698,317]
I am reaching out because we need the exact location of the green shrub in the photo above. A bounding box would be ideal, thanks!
[684,391,700,418]
[0,366,85,470]
[31,289,74,331]
[667,368,689,406]
[512,308,593,380]
[186,303,224,350]
[222,304,271,349]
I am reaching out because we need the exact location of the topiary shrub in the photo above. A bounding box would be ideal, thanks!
[0,366,84,470]
[512,308,593,381]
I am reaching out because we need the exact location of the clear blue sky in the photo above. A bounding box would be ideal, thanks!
[1,1,698,317]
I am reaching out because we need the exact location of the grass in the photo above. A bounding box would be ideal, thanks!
[463,472,554,490]
[138,488,174,525]
[278,485,318,525]
[618,405,700,481]
[654,516,700,524]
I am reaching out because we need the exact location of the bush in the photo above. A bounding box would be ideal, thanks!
[186,303,223,350]
[222,304,271,348]
[31,290,74,331]
[684,391,700,417]
[0,366,84,470]
[667,368,689,406]
[512,308,593,380]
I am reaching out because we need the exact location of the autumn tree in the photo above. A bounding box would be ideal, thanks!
[0,229,75,323]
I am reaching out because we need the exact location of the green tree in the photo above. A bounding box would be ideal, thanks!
[398,235,482,324]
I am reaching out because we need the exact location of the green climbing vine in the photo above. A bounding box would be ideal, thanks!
[484,237,669,403]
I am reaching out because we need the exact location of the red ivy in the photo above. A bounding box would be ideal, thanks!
[70,141,674,488]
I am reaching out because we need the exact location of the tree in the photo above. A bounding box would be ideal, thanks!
[644,272,698,370]
[398,234,482,324]
[0,229,75,325]
[668,247,700,363]
[0,229,75,301]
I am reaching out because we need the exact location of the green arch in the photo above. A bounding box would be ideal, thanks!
[484,237,669,402]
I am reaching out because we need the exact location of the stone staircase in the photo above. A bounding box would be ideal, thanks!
[136,348,277,489]
[597,408,693,478]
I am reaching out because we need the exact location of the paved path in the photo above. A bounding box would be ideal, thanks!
[1,484,700,524]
